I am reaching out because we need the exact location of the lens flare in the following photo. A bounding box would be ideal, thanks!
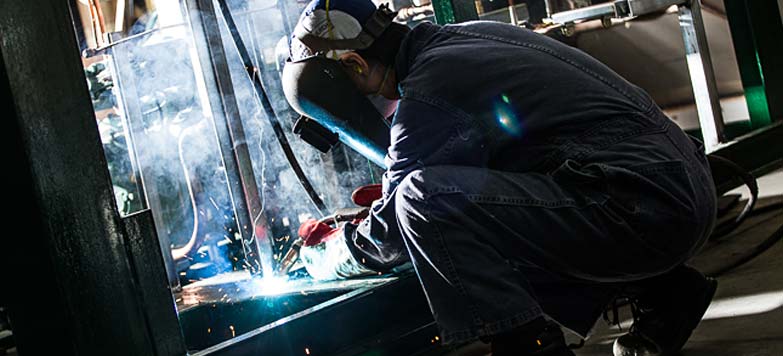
[494,96,522,136]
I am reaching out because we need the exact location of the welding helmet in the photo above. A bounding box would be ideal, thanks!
[282,0,396,167]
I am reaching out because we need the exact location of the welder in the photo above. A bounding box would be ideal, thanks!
[282,1,718,355]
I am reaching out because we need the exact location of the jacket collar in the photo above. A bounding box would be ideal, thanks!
[394,22,441,89]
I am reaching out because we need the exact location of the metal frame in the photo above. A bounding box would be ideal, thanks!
[1,1,185,355]
[185,0,272,275]
[710,121,783,194]
[677,0,726,151]
[434,0,731,151]
[724,0,783,130]
[547,0,727,152]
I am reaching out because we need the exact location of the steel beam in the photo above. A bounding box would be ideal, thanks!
[724,0,783,129]
[123,210,188,355]
[678,1,726,152]
[0,1,167,354]
[710,121,783,194]
[187,0,273,276]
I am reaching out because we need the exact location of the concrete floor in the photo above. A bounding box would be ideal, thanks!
[449,169,783,356]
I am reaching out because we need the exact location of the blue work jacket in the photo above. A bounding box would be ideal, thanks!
[344,21,681,271]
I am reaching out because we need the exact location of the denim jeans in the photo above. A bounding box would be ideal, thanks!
[391,120,716,344]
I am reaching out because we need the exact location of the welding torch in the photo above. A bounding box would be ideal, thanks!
[276,207,369,276]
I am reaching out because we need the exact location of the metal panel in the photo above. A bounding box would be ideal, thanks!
[1,0,157,354]
[724,0,783,129]
[199,273,437,356]
[122,210,188,356]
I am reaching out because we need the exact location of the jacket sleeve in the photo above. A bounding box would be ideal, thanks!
[344,96,489,271]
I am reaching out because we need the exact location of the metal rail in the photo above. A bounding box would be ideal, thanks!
[548,0,726,152]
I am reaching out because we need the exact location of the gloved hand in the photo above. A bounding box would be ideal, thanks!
[295,184,382,280]
[351,184,382,207]
[298,219,344,248]
[297,218,375,280]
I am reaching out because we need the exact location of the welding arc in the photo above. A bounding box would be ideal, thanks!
[216,0,328,217]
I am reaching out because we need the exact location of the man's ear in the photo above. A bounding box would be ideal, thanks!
[338,52,370,77]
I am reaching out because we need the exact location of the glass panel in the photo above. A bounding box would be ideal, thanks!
[109,2,252,292]
[83,54,147,216]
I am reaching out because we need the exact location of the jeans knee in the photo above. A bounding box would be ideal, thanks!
[394,166,459,221]
[395,169,427,215]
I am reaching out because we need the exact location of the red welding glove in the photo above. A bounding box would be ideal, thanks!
[298,219,341,247]
[297,212,375,280]
[295,184,382,280]
[351,184,382,207]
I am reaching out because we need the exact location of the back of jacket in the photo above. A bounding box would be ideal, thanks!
[347,21,675,271]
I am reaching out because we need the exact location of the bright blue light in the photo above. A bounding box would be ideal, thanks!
[494,99,522,137]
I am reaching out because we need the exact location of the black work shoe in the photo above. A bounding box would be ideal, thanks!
[491,320,576,356]
[613,266,718,356]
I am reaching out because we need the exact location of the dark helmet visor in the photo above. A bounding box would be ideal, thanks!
[282,56,390,167]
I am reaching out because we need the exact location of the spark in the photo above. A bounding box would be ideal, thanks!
[305,347,311,355]
[229,325,235,338]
